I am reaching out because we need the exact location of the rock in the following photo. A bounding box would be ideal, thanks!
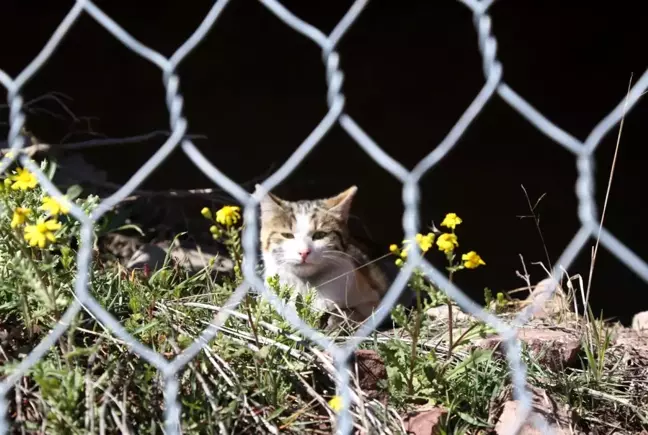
[403,405,447,435]
[522,278,568,319]
[103,233,140,261]
[495,387,576,435]
[476,328,581,371]
[632,311,648,334]
[351,349,387,400]
[127,243,168,271]
[612,327,648,364]
[495,400,571,435]
[169,245,233,273]
[522,278,570,319]
[426,304,471,323]
[127,241,233,275]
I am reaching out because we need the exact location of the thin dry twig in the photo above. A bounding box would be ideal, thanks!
[175,301,304,343]
[0,129,242,202]
[288,358,336,421]
[515,253,534,296]
[0,92,80,124]
[0,129,208,155]
[85,337,103,434]
[167,338,219,413]
[584,73,634,317]
[98,384,113,435]
[110,406,131,435]
[519,186,552,272]
[15,378,25,435]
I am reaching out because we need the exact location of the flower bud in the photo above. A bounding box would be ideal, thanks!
[201,207,212,220]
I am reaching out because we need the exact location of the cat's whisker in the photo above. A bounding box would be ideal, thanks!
[322,255,350,267]
[322,250,357,261]
[322,255,360,302]
[322,253,347,261]
[317,252,392,288]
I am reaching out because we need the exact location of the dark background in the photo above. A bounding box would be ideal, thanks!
[1,0,647,324]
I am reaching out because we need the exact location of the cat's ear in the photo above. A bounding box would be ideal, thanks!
[255,184,286,217]
[324,185,357,221]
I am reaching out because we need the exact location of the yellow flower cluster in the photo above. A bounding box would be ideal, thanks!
[436,233,458,254]
[4,168,65,249]
[201,205,241,228]
[462,251,486,269]
[24,219,62,248]
[216,205,241,227]
[440,212,462,230]
[10,207,31,228]
[201,204,242,239]
[328,395,343,413]
[416,232,435,252]
[9,167,38,191]
[390,232,436,267]
[389,213,485,270]
[40,196,70,216]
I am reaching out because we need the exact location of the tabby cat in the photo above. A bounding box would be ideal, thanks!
[256,185,389,328]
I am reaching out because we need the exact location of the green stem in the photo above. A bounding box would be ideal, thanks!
[11,229,59,317]
[447,271,455,360]
[245,296,262,381]
[0,225,58,324]
[1,199,32,335]
[228,226,243,282]
[18,284,33,338]
[407,276,424,397]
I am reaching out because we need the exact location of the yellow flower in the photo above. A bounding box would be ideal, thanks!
[10,167,38,191]
[200,207,212,220]
[23,218,62,248]
[328,395,343,413]
[389,244,399,254]
[462,251,486,269]
[415,232,435,252]
[395,258,404,267]
[436,233,458,254]
[215,205,241,227]
[40,196,70,216]
[10,207,31,228]
[400,232,436,258]
[440,213,462,230]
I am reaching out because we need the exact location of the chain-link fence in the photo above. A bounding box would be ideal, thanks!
[2,0,648,434]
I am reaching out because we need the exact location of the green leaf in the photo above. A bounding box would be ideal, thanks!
[131,320,160,337]
[64,346,99,360]
[46,160,57,180]
[257,345,271,360]
[267,407,286,421]
[446,349,494,381]
[112,224,145,236]
[65,184,83,201]
[456,411,491,428]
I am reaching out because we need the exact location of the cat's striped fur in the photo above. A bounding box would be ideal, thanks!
[256,185,388,328]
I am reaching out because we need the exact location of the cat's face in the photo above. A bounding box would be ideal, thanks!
[258,185,357,278]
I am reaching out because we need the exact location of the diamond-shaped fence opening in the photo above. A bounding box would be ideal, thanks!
[2,0,648,434]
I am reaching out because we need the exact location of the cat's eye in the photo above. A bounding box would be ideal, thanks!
[281,232,294,239]
[311,231,328,240]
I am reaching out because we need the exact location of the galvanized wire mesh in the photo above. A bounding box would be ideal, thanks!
[2,0,648,434]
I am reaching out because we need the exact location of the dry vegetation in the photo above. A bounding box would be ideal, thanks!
[0,151,646,435]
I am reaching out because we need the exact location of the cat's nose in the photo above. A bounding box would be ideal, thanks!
[299,248,311,260]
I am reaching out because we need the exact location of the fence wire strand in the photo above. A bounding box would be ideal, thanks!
[1,0,648,434]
